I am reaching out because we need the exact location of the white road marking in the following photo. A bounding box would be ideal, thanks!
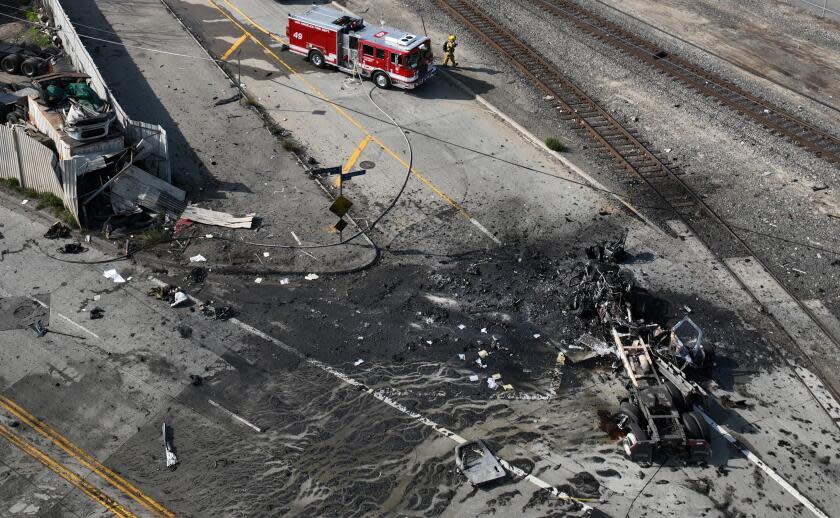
[208,399,263,432]
[290,231,302,245]
[470,218,503,246]
[30,297,100,340]
[697,410,829,518]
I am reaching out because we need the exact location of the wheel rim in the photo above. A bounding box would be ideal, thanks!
[623,433,637,456]
[376,74,387,87]
[312,53,322,66]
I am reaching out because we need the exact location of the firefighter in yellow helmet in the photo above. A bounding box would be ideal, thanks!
[443,34,458,67]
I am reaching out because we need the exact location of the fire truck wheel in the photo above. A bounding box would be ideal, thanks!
[664,381,687,412]
[622,420,648,457]
[1,54,21,74]
[308,50,326,68]
[373,71,391,89]
[618,400,643,424]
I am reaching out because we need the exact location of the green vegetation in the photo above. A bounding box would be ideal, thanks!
[24,6,39,23]
[136,227,171,248]
[545,138,567,153]
[0,178,78,227]
[24,7,52,47]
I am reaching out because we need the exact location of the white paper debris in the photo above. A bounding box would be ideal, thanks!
[458,353,466,361]
[491,373,502,380]
[21,199,28,205]
[478,350,489,358]
[486,378,499,390]
[103,269,126,283]
[170,291,188,307]
[533,334,541,339]
[354,359,364,366]
[254,277,263,284]
[279,278,289,285]
[469,374,479,382]
[263,252,270,257]
[480,327,487,333]
[457,324,466,330]
[93,295,101,301]
[205,234,213,239]
[189,254,207,262]
[305,273,319,281]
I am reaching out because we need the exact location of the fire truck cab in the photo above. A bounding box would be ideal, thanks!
[287,6,435,90]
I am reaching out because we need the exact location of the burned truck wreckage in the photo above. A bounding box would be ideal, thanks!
[567,237,715,464]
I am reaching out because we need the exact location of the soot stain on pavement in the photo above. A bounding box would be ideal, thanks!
[166,222,781,514]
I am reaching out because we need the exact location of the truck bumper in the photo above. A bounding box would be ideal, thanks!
[395,66,436,90]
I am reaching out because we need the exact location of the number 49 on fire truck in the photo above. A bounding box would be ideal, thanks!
[287,6,436,90]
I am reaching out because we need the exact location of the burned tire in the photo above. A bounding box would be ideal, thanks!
[373,71,391,89]
[1,53,21,74]
[5,112,23,124]
[308,49,325,68]
[622,420,648,456]
[20,58,43,78]
[619,400,643,424]
[665,381,687,412]
[681,411,710,442]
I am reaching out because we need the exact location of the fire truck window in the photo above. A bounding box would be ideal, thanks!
[362,45,374,56]
[375,48,385,59]
[391,54,402,65]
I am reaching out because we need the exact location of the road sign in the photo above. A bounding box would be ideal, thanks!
[329,196,353,217]
[341,169,366,181]
[334,219,348,232]
[312,166,341,176]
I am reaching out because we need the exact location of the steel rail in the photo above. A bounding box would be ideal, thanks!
[435,0,840,411]
[527,0,840,164]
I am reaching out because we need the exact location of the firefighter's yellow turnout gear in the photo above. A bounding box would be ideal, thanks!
[443,35,458,67]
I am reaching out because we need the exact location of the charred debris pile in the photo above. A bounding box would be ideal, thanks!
[563,236,717,464]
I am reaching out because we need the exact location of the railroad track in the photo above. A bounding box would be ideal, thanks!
[525,0,840,164]
[434,0,840,409]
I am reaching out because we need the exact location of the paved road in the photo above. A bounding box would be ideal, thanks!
[2,0,840,516]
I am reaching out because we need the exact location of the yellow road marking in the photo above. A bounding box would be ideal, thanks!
[208,0,472,220]
[335,135,373,186]
[0,395,176,518]
[221,33,248,61]
[0,423,137,518]
[221,0,287,45]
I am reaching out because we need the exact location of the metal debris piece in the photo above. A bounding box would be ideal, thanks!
[57,243,86,254]
[30,319,47,337]
[455,439,506,486]
[148,285,178,303]
[163,423,178,468]
[189,254,207,263]
[170,291,188,307]
[186,267,207,284]
[43,222,71,239]
[180,205,254,229]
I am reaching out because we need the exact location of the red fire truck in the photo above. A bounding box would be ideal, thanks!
[287,6,435,90]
